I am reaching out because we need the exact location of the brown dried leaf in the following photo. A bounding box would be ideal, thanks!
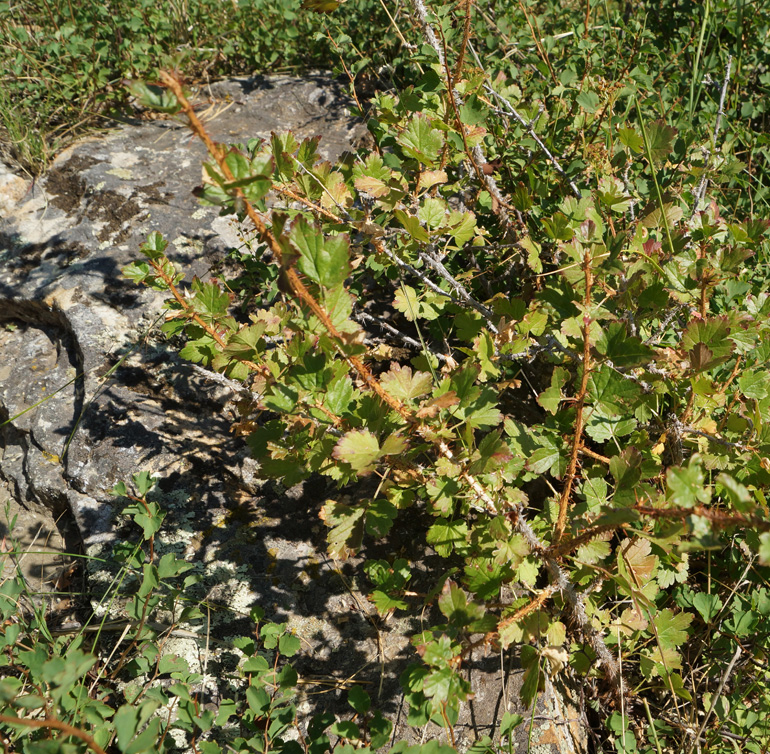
[416,391,460,419]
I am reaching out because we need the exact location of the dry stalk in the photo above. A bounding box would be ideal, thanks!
[691,55,733,217]
[684,645,742,754]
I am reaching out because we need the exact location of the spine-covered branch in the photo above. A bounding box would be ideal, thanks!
[555,250,593,543]
[158,72,409,421]
[410,0,514,230]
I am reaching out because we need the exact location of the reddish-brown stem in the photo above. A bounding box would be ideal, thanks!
[453,0,473,83]
[438,30,486,190]
[125,493,153,517]
[273,183,343,224]
[0,714,107,754]
[579,445,611,464]
[473,584,557,652]
[147,257,269,378]
[555,251,593,543]
[517,0,557,83]
[159,72,411,423]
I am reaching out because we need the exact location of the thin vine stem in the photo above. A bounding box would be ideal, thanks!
[0,714,108,754]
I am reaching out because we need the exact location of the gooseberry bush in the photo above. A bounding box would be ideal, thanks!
[122,0,770,749]
[6,0,770,752]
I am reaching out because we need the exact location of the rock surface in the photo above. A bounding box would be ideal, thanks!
[0,75,586,752]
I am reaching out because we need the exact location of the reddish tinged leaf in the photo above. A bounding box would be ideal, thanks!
[380,363,433,401]
[416,392,460,418]
[620,538,658,583]
[417,170,448,191]
[333,430,380,473]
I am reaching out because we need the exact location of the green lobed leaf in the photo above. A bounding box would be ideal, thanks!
[618,126,644,154]
[644,119,678,164]
[426,519,469,557]
[398,114,444,165]
[537,366,569,414]
[333,429,381,473]
[347,685,371,715]
[652,608,693,649]
[692,592,722,623]
[128,81,181,114]
[353,154,395,197]
[667,456,711,508]
[290,217,350,288]
[437,581,485,626]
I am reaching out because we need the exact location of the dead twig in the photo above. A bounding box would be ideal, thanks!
[691,55,733,216]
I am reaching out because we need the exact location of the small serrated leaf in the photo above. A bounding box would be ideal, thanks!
[333,430,381,473]
[290,217,350,288]
[380,363,433,401]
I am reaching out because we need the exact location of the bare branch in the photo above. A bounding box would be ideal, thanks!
[417,249,498,329]
[691,55,733,216]
[482,82,583,199]
[357,310,450,362]
[191,364,254,398]
[374,238,465,307]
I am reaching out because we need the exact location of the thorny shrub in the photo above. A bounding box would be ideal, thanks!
[5,0,770,752]
[124,0,770,750]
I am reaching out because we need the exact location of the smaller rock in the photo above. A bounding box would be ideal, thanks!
[0,160,31,216]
